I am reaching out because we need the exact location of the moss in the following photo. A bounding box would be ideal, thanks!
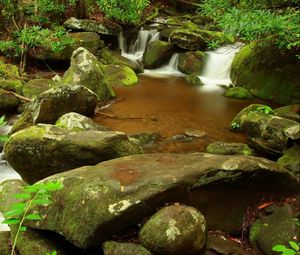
[0,88,20,113]
[277,145,300,175]
[178,51,206,75]
[0,79,23,94]
[249,219,262,243]
[0,60,20,79]
[225,87,253,99]
[184,74,204,86]
[103,64,138,87]
[22,78,56,99]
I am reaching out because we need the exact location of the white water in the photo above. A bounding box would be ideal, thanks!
[118,29,160,62]
[199,43,243,87]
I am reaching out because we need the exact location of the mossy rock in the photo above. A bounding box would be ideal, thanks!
[0,60,20,80]
[22,78,57,99]
[231,41,300,105]
[160,27,179,42]
[184,74,204,86]
[103,241,153,255]
[103,64,138,87]
[143,40,175,69]
[0,88,20,113]
[30,32,103,61]
[225,87,253,99]
[0,80,23,94]
[207,142,253,156]
[274,104,300,122]
[178,51,206,75]
[277,145,300,176]
[61,47,115,100]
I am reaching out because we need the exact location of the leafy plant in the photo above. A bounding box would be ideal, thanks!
[273,241,300,255]
[231,122,241,130]
[0,115,8,143]
[256,106,273,115]
[2,181,63,255]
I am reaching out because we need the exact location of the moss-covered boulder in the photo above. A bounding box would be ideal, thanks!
[10,84,97,133]
[22,78,57,99]
[19,153,297,248]
[55,112,108,131]
[160,27,179,42]
[0,80,23,95]
[61,47,115,100]
[30,32,103,61]
[250,205,299,255]
[231,42,300,105]
[64,17,122,36]
[184,74,204,86]
[103,241,153,255]
[0,60,20,80]
[170,29,233,51]
[274,104,300,123]
[139,204,206,255]
[177,51,206,75]
[277,145,300,176]
[98,48,143,73]
[103,64,138,87]
[0,88,19,113]
[4,124,143,183]
[143,40,175,69]
[207,142,253,156]
[225,87,253,99]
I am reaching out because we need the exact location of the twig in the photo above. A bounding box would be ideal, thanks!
[97,111,158,121]
[7,91,32,102]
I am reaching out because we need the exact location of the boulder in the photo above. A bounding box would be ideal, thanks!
[0,88,19,113]
[139,204,206,255]
[4,124,143,183]
[250,205,300,255]
[0,60,20,80]
[0,80,23,95]
[103,64,138,87]
[10,84,97,133]
[55,112,108,131]
[61,47,115,100]
[103,241,153,255]
[206,142,253,156]
[64,17,122,36]
[30,32,103,61]
[98,48,143,73]
[231,42,300,105]
[225,87,253,99]
[177,51,206,75]
[274,104,300,123]
[184,74,204,86]
[160,27,178,41]
[143,40,175,69]
[277,145,300,176]
[18,153,297,248]
[22,78,57,99]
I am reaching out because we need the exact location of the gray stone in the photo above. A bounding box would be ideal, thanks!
[277,145,300,176]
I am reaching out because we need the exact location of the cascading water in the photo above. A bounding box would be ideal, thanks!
[198,43,243,87]
[118,29,159,62]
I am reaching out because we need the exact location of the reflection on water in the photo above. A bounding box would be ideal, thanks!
[94,76,275,153]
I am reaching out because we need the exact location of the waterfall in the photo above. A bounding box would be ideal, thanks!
[199,43,242,87]
[118,29,159,62]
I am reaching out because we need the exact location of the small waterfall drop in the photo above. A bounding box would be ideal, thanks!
[118,29,159,62]
[199,43,242,87]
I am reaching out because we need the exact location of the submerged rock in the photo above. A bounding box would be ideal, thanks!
[139,204,206,255]
[277,145,300,176]
[225,87,253,99]
[143,40,175,69]
[103,64,138,87]
[231,42,300,105]
[15,153,297,248]
[103,241,153,255]
[0,88,19,113]
[4,124,143,183]
[61,47,115,100]
[177,51,206,75]
[207,142,253,156]
[11,84,97,133]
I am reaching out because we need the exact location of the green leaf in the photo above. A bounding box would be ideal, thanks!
[11,202,26,211]
[20,226,27,232]
[273,245,296,255]
[14,193,32,199]
[25,213,42,220]
[32,198,52,205]
[2,218,20,225]
[4,208,25,217]
[289,241,299,251]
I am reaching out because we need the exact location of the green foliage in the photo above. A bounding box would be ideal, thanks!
[200,0,300,53]
[2,181,63,255]
[96,0,150,24]
[256,105,273,115]
[231,122,241,130]
[0,115,8,143]
[273,241,300,255]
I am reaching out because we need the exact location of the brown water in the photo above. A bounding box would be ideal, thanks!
[93,75,275,153]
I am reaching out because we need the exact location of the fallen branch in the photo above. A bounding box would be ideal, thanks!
[7,91,32,102]
[97,111,158,121]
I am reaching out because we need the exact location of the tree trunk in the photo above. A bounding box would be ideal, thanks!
[76,0,87,18]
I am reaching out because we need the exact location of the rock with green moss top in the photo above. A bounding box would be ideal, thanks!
[178,51,206,75]
[143,40,175,69]
[10,84,97,133]
[231,42,300,105]
[64,17,122,36]
[0,88,19,113]
[0,60,20,80]
[170,29,233,51]
[191,15,214,26]
[61,47,115,100]
[22,78,57,99]
[55,112,108,131]
[277,145,300,176]
[207,142,253,156]
[250,205,299,255]
[165,17,182,26]
[225,87,253,99]
[18,153,297,248]
[184,74,204,86]
[98,48,143,73]
[274,104,300,123]
[139,204,207,255]
[30,32,103,61]
[4,124,143,183]
[160,27,179,41]
[103,241,153,255]
[103,64,138,87]
[0,80,23,94]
